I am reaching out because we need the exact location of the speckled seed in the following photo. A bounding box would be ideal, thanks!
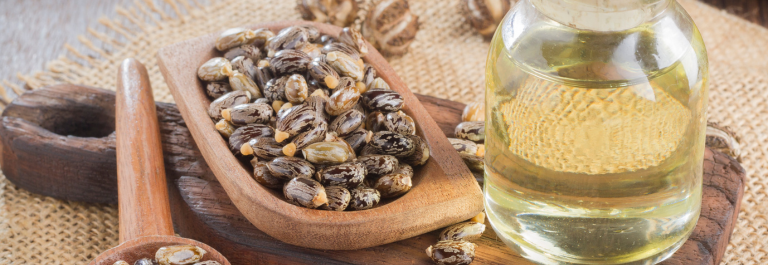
[362,64,376,89]
[253,65,274,91]
[374,172,412,198]
[198,57,233,82]
[356,155,398,176]
[302,141,352,164]
[284,120,328,156]
[449,138,478,156]
[320,186,351,211]
[348,186,381,211]
[132,258,154,265]
[308,61,340,89]
[326,51,363,81]
[455,121,485,142]
[222,102,272,126]
[205,82,231,99]
[270,49,311,76]
[215,119,236,138]
[306,93,330,121]
[300,25,320,41]
[325,78,361,116]
[229,70,263,98]
[395,163,414,178]
[231,56,257,80]
[284,74,309,104]
[216,27,256,51]
[229,124,275,155]
[329,109,364,136]
[359,144,380,156]
[459,153,484,172]
[364,111,387,132]
[283,177,328,209]
[111,260,129,265]
[266,26,309,55]
[426,240,476,265]
[338,27,368,57]
[369,131,415,156]
[324,133,357,161]
[439,222,486,242]
[155,245,206,265]
[224,44,261,62]
[268,156,315,180]
[301,42,323,60]
[384,110,415,135]
[368,77,390,90]
[399,134,430,166]
[321,42,361,61]
[253,160,283,189]
[264,75,289,102]
[361,88,403,112]
[192,261,222,265]
[276,102,294,118]
[275,104,318,142]
[461,101,485,122]
[342,127,372,152]
[319,34,336,44]
[254,98,270,105]
[251,28,276,48]
[316,162,365,188]
[241,137,285,160]
[208,90,251,120]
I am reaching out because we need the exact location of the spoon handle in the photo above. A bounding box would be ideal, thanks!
[116,58,174,242]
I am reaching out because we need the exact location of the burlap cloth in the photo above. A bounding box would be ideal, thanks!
[0,0,765,263]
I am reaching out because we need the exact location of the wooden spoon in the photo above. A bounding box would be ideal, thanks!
[90,59,229,265]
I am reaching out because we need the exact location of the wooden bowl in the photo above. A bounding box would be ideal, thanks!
[157,21,483,250]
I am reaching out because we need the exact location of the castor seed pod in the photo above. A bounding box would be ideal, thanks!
[252,28,276,48]
[198,57,233,82]
[283,177,328,209]
[439,222,486,242]
[329,109,364,136]
[326,51,363,81]
[231,56,257,81]
[455,121,485,142]
[357,155,399,176]
[426,240,476,265]
[284,120,327,156]
[308,61,341,89]
[241,137,285,160]
[215,119,236,138]
[229,70,263,98]
[384,110,415,135]
[470,211,485,223]
[222,103,273,126]
[270,49,311,77]
[253,161,283,189]
[275,104,318,142]
[364,111,387,132]
[225,44,261,62]
[399,134,429,166]
[343,127,372,152]
[266,26,310,56]
[268,156,316,180]
[208,90,251,120]
[374,172,412,198]
[448,138,480,156]
[132,258,153,265]
[206,81,232,99]
[368,77,390,90]
[362,0,419,56]
[369,131,415,156]
[706,122,742,161]
[316,162,365,188]
[459,152,484,172]
[348,186,381,210]
[302,141,351,164]
[229,124,274,156]
[155,245,206,265]
[461,0,510,38]
[362,64,376,89]
[299,25,321,42]
[216,27,256,51]
[338,27,368,57]
[326,78,361,116]
[361,88,403,112]
[395,163,414,178]
[461,100,485,122]
[320,186,351,211]
[264,76,289,102]
[193,261,222,265]
[322,42,361,61]
[285,74,310,104]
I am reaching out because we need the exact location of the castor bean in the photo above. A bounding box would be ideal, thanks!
[324,132,357,161]
[368,131,415,156]
[461,100,485,122]
[228,70,262,98]
[299,25,321,42]
[275,104,318,142]
[308,60,340,89]
[111,260,130,265]
[329,109,364,136]
[439,222,486,242]
[706,122,742,161]
[316,162,365,188]
[361,88,403,112]
[231,56,257,80]
[132,258,154,265]
[356,154,399,176]
[283,177,328,209]
[395,163,414,178]
[362,64,376,90]
[359,143,381,156]
[205,82,231,99]
[338,27,368,57]
[225,44,261,62]
[270,49,311,77]
[306,91,330,121]
[384,110,415,135]
[208,90,251,120]
[321,42,361,61]
[198,57,233,82]
[285,74,309,104]
[241,137,285,160]
[459,152,484,172]
[251,28,276,48]
[348,186,380,210]
[461,0,510,38]
[368,77,390,90]
[448,138,479,156]
[364,111,387,132]
[342,127,372,152]
[268,156,315,180]
[455,121,485,142]
[325,77,361,116]
[302,141,352,164]
[222,102,272,126]
[216,27,256,51]
[320,186,351,211]
[373,172,412,198]
[326,51,363,81]
[362,0,419,56]
[398,134,429,166]
[266,26,309,56]
[215,119,236,138]
[319,34,336,45]
[283,120,328,156]
[155,245,206,265]
[301,42,323,61]
[425,240,476,265]
[252,160,283,189]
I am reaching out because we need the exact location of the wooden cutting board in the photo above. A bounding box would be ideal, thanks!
[0,84,744,265]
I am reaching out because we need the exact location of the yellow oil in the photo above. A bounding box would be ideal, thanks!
[484,19,708,264]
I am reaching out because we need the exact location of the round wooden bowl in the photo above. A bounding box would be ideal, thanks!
[90,236,228,265]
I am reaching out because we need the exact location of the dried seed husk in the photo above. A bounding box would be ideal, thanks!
[362,64,376,89]
[361,88,403,112]
[459,152,484,172]
[285,120,328,156]
[216,27,256,51]
[316,162,366,188]
[384,110,415,135]
[321,42,361,61]
[320,186,351,211]
[132,258,154,265]
[266,26,310,56]
[229,70,263,98]
[455,121,485,142]
[461,0,510,38]
[302,141,352,164]
[208,90,251,120]
[155,244,206,265]
[364,111,387,132]
[362,0,419,56]
[395,163,414,178]
[264,76,289,102]
[252,28,276,48]
[308,60,341,89]
[241,137,285,160]
[448,138,480,156]
[253,160,283,189]
[275,104,318,142]
[283,177,328,209]
[326,51,363,81]
[461,100,485,122]
[425,240,476,265]
[368,77,390,90]
[329,109,364,136]
[215,119,236,138]
[270,49,311,76]
[230,124,275,156]
[342,127,372,152]
[369,131,415,156]
[285,74,310,104]
[112,260,129,265]
[325,78,361,116]
[206,81,232,99]
[439,221,486,242]
[357,154,399,176]
[348,186,381,210]
[399,134,429,166]
[222,102,273,126]
[231,56,257,81]
[198,57,233,82]
[706,122,742,161]
[374,172,412,198]
[338,27,368,57]
[268,156,316,180]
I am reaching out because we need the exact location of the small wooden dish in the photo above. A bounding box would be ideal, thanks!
[157,21,483,250]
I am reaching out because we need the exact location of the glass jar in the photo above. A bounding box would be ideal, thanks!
[483,0,708,264]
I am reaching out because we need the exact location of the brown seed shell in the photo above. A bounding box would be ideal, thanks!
[455,121,485,142]
[373,172,412,198]
[268,156,315,180]
[286,120,328,155]
[361,88,403,112]
[229,124,274,156]
[231,56,257,81]
[384,110,415,135]
[329,109,364,136]
[316,162,365,188]
[439,221,486,242]
[461,0,510,38]
[302,141,352,164]
[198,57,233,82]
[362,0,419,56]
[320,186,351,211]
[362,64,376,89]
[326,51,363,81]
[324,133,358,161]
[206,81,232,99]
[252,161,283,189]
[215,119,236,138]
[325,78,361,116]
[275,104,318,142]
[338,27,368,57]
[208,90,251,120]
[328,0,359,27]
[359,143,381,156]
[461,100,485,122]
[252,64,274,91]
[283,177,328,209]
[348,186,380,210]
[252,28,276,48]
[285,74,310,104]
[263,76,289,102]
[399,134,430,166]
[356,154,399,176]
[297,0,330,24]
[308,60,341,89]
[216,28,256,51]
[459,152,484,172]
[426,240,476,265]
[369,131,415,156]
[270,49,311,76]
[395,163,414,178]
[364,111,387,132]
[321,42,361,61]
[368,77,390,90]
[194,261,222,265]
[229,70,263,98]
[242,137,285,160]
[155,244,206,265]
[266,26,309,55]
[306,93,330,121]
[448,138,479,156]
[342,127,372,152]
[223,102,273,126]
[319,34,336,45]
[299,25,321,42]
[225,44,261,62]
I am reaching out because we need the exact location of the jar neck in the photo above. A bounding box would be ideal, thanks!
[530,0,671,31]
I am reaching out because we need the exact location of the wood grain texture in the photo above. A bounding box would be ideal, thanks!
[0,84,745,265]
[156,21,484,250]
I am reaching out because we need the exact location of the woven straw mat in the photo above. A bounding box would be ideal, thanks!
[0,0,765,264]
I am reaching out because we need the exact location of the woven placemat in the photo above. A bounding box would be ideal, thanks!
[0,0,765,263]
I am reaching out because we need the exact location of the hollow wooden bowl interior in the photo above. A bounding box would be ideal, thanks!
[157,21,483,250]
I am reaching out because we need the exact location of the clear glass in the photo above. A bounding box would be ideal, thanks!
[483,0,708,264]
